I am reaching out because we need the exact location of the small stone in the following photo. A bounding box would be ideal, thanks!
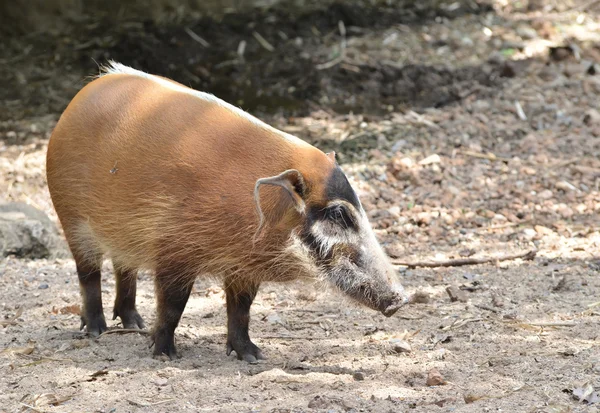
[538,189,553,199]
[153,378,168,386]
[430,348,447,360]
[391,140,407,152]
[459,249,475,258]
[550,46,574,61]
[534,225,553,236]
[38,283,49,290]
[555,181,577,192]
[516,25,538,40]
[499,61,516,78]
[446,285,467,302]
[266,313,286,326]
[523,228,537,240]
[471,100,490,112]
[388,206,401,217]
[426,368,446,386]
[385,242,404,258]
[558,348,577,357]
[399,157,414,169]
[493,214,507,222]
[419,154,441,165]
[353,371,365,381]
[558,205,574,219]
[416,212,432,226]
[390,339,412,354]
[491,292,505,308]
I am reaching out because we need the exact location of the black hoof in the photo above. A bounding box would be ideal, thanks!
[113,308,146,330]
[226,340,265,364]
[151,328,178,360]
[80,314,108,337]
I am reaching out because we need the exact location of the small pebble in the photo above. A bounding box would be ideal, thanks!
[390,339,412,354]
[353,371,365,381]
[153,378,169,386]
[426,368,446,386]
[446,285,467,303]
[39,283,49,289]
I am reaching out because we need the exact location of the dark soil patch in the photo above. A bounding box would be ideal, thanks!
[0,1,498,123]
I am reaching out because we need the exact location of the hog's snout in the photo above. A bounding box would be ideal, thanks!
[379,292,409,317]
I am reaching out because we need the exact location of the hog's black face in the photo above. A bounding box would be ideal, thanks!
[300,166,408,316]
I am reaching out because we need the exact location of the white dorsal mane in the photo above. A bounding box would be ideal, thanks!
[100,61,305,145]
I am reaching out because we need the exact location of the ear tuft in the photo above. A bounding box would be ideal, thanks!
[253,169,306,241]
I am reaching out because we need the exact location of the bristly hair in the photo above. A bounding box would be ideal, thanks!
[96,61,308,147]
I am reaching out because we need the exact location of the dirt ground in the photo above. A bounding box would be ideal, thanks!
[2,1,600,412]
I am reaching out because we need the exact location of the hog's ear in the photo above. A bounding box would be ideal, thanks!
[253,169,306,236]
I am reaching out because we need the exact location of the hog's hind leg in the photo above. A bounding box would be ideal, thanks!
[74,252,107,337]
[225,280,264,363]
[112,262,145,329]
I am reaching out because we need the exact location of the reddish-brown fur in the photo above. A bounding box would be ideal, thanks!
[47,67,339,361]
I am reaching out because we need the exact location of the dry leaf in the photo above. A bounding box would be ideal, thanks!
[0,307,23,327]
[90,368,109,379]
[431,397,455,407]
[464,393,485,403]
[573,383,600,404]
[33,392,73,407]
[1,345,35,355]
[533,405,572,413]
[59,304,81,315]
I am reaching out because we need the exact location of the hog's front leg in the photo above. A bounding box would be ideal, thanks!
[152,269,193,359]
[224,280,264,363]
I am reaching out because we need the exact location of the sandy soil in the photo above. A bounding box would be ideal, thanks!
[2,1,600,412]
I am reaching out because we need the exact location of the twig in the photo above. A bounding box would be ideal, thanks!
[316,21,346,70]
[475,304,499,313]
[19,357,75,368]
[475,222,524,232]
[515,100,527,121]
[0,307,23,327]
[572,164,600,177]
[526,321,576,327]
[237,40,246,59]
[398,314,426,320]
[127,398,175,407]
[96,329,150,338]
[442,318,483,330]
[568,0,600,12]
[552,158,580,169]
[258,335,331,340]
[461,150,510,162]
[19,403,46,413]
[184,27,209,47]
[252,31,274,52]
[391,250,537,268]
[405,110,440,129]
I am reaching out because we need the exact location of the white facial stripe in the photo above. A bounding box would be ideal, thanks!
[99,61,307,146]
[310,219,361,256]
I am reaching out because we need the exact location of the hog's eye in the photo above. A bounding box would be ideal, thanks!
[324,205,357,231]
